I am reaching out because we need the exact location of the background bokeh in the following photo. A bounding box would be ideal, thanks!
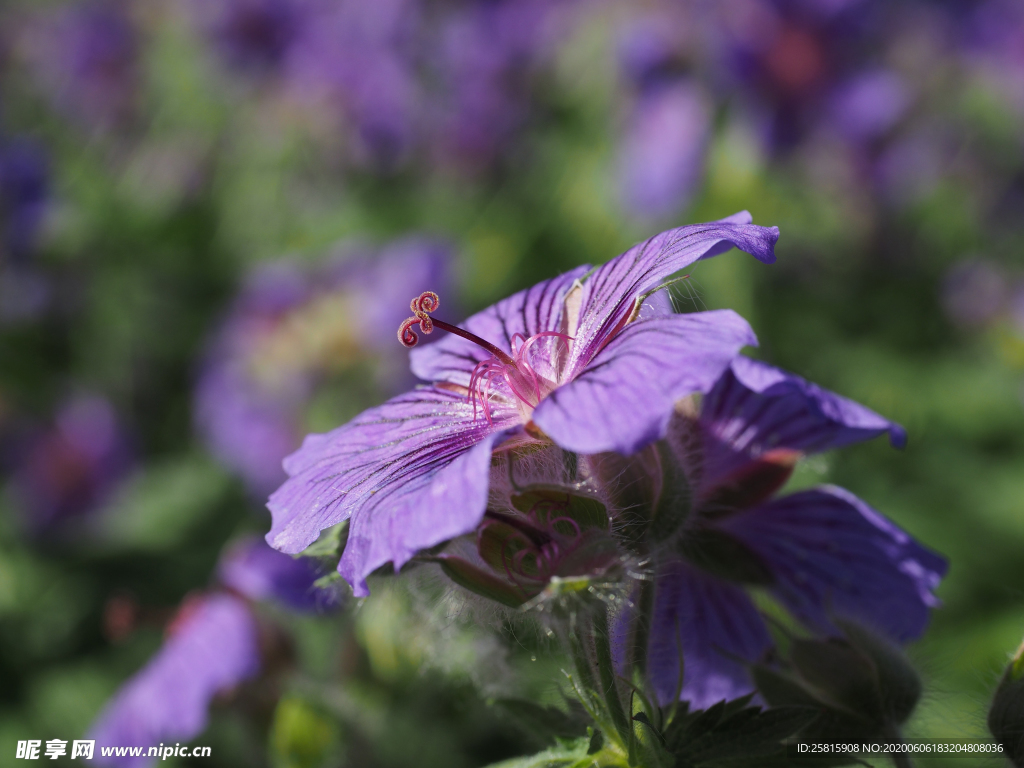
[1,0,1023,765]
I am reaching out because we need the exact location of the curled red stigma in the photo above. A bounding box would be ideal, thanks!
[398,291,441,348]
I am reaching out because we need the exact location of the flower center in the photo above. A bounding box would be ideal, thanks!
[398,291,571,422]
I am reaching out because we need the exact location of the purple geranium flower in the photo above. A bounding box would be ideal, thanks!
[194,238,450,497]
[640,355,946,708]
[266,213,779,596]
[89,594,260,767]
[430,0,572,170]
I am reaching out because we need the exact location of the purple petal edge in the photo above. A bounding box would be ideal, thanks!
[728,356,907,448]
[567,212,778,376]
[266,387,516,562]
[338,426,513,597]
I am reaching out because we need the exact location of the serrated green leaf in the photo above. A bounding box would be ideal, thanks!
[493,699,588,743]
[481,737,592,768]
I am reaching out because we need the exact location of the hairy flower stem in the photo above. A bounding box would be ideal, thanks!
[593,602,633,748]
[630,579,654,682]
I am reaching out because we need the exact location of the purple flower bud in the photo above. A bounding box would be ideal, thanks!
[988,638,1024,767]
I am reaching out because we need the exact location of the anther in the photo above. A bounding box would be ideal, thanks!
[397,291,515,365]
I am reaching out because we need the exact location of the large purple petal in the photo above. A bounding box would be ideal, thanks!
[409,265,591,385]
[565,213,778,377]
[266,386,517,596]
[532,310,756,455]
[90,595,259,767]
[719,486,947,642]
[648,562,772,708]
[701,356,906,491]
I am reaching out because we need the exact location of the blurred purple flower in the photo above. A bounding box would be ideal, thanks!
[708,0,910,152]
[618,81,711,221]
[431,0,571,170]
[208,0,306,75]
[89,594,260,767]
[0,138,50,322]
[11,395,133,531]
[615,16,711,220]
[219,534,338,612]
[282,0,421,167]
[965,0,1024,117]
[266,213,778,596]
[194,238,451,497]
[941,258,1009,329]
[827,69,910,142]
[642,356,945,708]
[26,1,139,130]
[0,138,49,262]
[89,536,337,765]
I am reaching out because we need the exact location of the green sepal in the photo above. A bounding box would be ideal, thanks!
[312,571,343,591]
[478,517,538,575]
[435,555,528,607]
[789,637,884,721]
[677,527,774,585]
[300,520,350,560]
[649,441,692,543]
[834,619,921,726]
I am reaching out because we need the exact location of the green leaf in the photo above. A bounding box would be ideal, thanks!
[664,696,817,768]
